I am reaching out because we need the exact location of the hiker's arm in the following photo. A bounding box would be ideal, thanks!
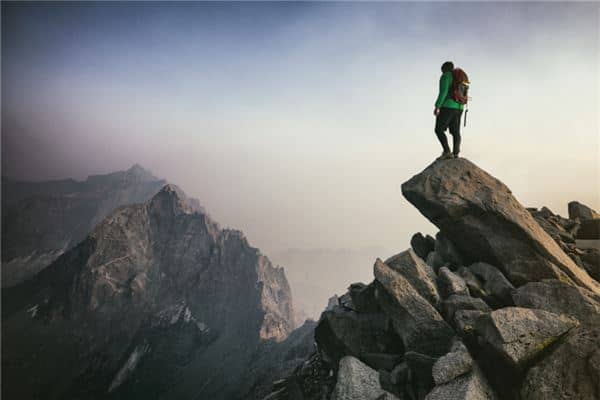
[435,73,451,108]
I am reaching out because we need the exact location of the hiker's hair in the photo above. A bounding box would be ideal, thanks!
[441,61,454,73]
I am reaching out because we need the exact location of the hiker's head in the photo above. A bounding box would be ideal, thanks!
[441,61,454,73]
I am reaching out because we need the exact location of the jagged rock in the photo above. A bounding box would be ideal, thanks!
[506,279,599,400]
[474,307,578,368]
[531,211,578,245]
[431,342,473,385]
[511,279,600,327]
[348,282,380,313]
[339,292,355,310]
[410,233,436,260]
[434,232,464,267]
[453,310,487,338]
[576,219,600,240]
[538,206,555,218]
[467,263,514,308]
[360,353,403,371]
[456,268,487,299]
[405,351,438,400]
[438,267,469,298]
[390,362,410,385]
[441,295,491,321]
[378,369,395,395]
[581,250,600,281]
[425,251,445,271]
[401,158,600,294]
[373,259,454,357]
[327,295,340,311]
[568,201,599,221]
[314,306,403,367]
[521,326,600,400]
[424,365,497,400]
[331,356,399,400]
[2,185,298,400]
[384,249,440,306]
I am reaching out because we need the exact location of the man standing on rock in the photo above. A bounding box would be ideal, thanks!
[433,61,467,160]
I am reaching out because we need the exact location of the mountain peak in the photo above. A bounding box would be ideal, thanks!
[149,184,194,216]
[125,164,157,181]
[159,183,179,194]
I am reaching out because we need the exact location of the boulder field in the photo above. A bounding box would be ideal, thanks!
[264,158,600,400]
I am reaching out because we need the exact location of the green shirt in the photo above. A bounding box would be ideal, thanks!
[435,71,464,110]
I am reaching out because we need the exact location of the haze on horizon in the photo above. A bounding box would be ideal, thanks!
[2,1,598,260]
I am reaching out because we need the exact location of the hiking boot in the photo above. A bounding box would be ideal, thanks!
[453,153,460,159]
[437,151,453,160]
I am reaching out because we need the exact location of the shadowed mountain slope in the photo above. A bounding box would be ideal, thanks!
[2,184,301,400]
[2,164,175,287]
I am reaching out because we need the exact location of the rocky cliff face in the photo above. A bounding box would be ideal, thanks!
[2,184,299,400]
[1,164,172,287]
[266,158,600,400]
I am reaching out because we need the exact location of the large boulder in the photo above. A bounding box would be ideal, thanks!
[520,327,600,400]
[424,365,497,400]
[434,232,464,267]
[431,341,473,385]
[468,262,514,308]
[401,158,600,294]
[360,352,403,372]
[384,249,441,306]
[453,310,487,338]
[438,267,469,298]
[411,233,436,260]
[456,267,487,300]
[580,249,600,282]
[474,307,578,369]
[373,259,454,357]
[348,282,380,313]
[314,305,403,367]
[405,351,438,399]
[425,251,446,271]
[576,219,600,240]
[529,206,578,237]
[568,201,599,221]
[440,295,491,321]
[511,279,600,327]
[331,356,399,400]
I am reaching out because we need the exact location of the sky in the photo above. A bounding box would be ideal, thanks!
[2,1,599,258]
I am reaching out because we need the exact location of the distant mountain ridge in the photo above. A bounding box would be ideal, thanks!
[3,182,303,399]
[1,164,178,287]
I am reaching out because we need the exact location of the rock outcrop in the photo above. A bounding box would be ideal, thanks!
[331,356,399,400]
[474,307,577,369]
[2,184,302,400]
[401,158,600,294]
[265,157,600,400]
[568,201,599,221]
[373,258,453,357]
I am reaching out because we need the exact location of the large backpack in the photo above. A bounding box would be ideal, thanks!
[451,68,470,104]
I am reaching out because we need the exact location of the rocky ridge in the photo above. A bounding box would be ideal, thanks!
[264,158,600,400]
[2,183,303,400]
